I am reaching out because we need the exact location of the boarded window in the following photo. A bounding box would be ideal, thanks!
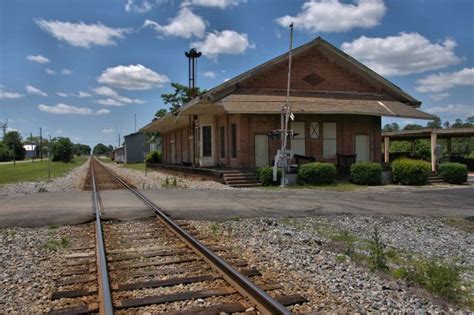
[202,126,212,157]
[231,124,237,159]
[310,122,320,139]
[220,126,225,159]
[323,122,337,158]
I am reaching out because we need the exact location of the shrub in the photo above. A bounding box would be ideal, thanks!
[298,162,337,185]
[257,166,281,186]
[438,162,468,184]
[350,162,382,185]
[145,150,161,164]
[392,158,430,185]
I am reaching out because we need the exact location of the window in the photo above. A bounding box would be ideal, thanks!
[220,126,225,159]
[202,126,212,157]
[323,122,337,158]
[310,122,320,139]
[231,124,237,159]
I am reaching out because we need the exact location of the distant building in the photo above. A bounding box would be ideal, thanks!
[112,132,150,163]
[148,135,161,153]
[23,144,37,159]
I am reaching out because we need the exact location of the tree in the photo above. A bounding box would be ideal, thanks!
[467,116,474,125]
[93,143,111,156]
[426,116,442,129]
[443,121,450,129]
[403,124,424,131]
[451,118,464,129]
[73,143,91,156]
[155,108,168,118]
[160,82,204,114]
[51,137,74,162]
[382,122,400,132]
[0,141,11,161]
[3,131,25,160]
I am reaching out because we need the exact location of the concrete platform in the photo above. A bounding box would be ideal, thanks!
[1,187,473,227]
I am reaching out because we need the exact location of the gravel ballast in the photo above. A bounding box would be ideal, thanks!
[189,215,473,312]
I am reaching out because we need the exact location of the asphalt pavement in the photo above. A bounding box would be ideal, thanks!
[1,186,473,227]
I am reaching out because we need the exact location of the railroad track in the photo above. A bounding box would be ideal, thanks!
[48,157,306,314]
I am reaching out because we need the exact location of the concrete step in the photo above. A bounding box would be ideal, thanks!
[225,179,260,185]
[223,173,256,178]
[223,175,257,181]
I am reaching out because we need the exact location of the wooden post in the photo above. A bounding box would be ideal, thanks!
[431,131,437,172]
[411,140,416,156]
[384,136,390,163]
[447,138,452,156]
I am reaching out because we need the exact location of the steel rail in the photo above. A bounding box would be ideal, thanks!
[92,157,292,315]
[91,159,114,315]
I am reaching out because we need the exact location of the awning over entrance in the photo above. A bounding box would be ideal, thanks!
[219,94,435,120]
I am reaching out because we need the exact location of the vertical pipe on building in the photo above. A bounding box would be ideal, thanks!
[384,136,390,163]
[431,131,437,172]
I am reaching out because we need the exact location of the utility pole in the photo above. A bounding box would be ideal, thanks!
[278,22,294,187]
[185,48,202,166]
[118,133,121,147]
[134,113,137,133]
[30,132,35,163]
[48,135,51,180]
[39,127,43,162]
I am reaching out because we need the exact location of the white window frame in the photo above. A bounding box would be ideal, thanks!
[323,122,337,158]
[310,122,320,139]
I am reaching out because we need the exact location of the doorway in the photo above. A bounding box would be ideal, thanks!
[355,134,370,161]
[290,122,305,155]
[254,134,269,167]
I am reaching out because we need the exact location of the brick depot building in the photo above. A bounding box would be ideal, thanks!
[142,37,433,169]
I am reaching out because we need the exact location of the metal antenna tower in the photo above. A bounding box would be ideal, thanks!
[185,48,202,98]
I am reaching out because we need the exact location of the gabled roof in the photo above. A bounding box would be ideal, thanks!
[181,37,421,111]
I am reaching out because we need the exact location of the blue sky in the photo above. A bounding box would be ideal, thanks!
[1,0,473,147]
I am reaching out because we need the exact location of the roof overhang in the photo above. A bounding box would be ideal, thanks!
[140,113,189,133]
[382,128,474,140]
[220,94,434,120]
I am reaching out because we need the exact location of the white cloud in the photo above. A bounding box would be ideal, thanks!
[0,87,23,99]
[27,55,50,64]
[57,92,68,97]
[341,33,462,76]
[77,91,92,98]
[125,0,153,13]
[426,104,474,117]
[192,30,254,59]
[182,0,244,9]
[56,129,63,134]
[97,64,169,90]
[96,98,125,106]
[26,85,48,96]
[36,19,130,48]
[38,103,110,115]
[430,93,450,101]
[61,68,72,75]
[102,128,114,133]
[94,86,144,104]
[416,68,474,93]
[144,8,206,39]
[276,0,386,33]
[203,71,216,78]
[46,68,56,75]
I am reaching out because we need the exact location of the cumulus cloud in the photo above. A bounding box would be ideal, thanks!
[182,0,244,9]
[57,92,68,97]
[144,8,206,39]
[61,68,72,75]
[38,103,110,115]
[26,85,48,96]
[97,64,169,90]
[341,33,462,76]
[36,19,130,48]
[426,104,474,118]
[77,91,92,97]
[430,93,450,101]
[46,68,56,75]
[27,55,50,64]
[102,128,114,133]
[192,30,254,59]
[96,98,125,106]
[0,87,23,99]
[96,109,111,115]
[125,0,153,13]
[416,68,474,93]
[276,0,386,33]
[203,71,216,78]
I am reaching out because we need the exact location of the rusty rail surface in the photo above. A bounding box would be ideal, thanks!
[91,159,114,315]
[91,157,291,315]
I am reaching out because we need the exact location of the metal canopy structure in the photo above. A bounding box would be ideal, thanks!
[382,128,474,172]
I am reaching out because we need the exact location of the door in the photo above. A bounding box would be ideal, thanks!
[355,135,370,162]
[254,134,269,167]
[170,142,176,164]
[290,122,305,156]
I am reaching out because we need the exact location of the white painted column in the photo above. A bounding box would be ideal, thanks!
[384,136,390,163]
[431,131,437,172]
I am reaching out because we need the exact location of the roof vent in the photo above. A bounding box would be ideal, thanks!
[303,73,324,86]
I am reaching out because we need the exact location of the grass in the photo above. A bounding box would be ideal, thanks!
[0,156,88,185]
[122,162,146,171]
[43,236,69,252]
